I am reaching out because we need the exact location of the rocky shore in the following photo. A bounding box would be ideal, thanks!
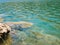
[0,21,33,39]
[0,22,60,45]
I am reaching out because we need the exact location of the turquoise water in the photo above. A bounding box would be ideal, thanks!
[0,1,60,45]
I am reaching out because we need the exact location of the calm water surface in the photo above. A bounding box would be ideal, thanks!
[0,1,60,45]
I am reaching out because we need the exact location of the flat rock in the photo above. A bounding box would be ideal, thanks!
[5,21,33,31]
[6,21,33,28]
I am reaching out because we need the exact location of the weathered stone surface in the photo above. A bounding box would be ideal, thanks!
[0,23,11,39]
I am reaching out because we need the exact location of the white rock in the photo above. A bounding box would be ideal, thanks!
[0,23,11,34]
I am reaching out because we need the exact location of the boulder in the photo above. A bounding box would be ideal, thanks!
[0,23,11,39]
[0,21,33,39]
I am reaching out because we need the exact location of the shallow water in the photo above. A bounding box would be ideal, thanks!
[0,0,60,45]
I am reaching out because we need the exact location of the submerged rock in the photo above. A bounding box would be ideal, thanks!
[0,21,33,45]
[0,22,60,45]
[6,21,33,31]
[0,21,33,39]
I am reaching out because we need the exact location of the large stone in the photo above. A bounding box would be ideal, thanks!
[0,21,33,38]
[0,23,11,39]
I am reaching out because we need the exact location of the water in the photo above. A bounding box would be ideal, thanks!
[0,0,60,45]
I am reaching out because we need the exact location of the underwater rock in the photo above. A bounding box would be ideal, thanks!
[0,21,33,45]
[5,21,33,31]
[0,23,11,39]
[0,21,33,39]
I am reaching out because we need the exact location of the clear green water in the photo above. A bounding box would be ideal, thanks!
[0,1,60,45]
